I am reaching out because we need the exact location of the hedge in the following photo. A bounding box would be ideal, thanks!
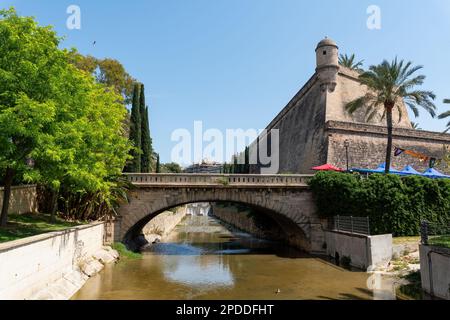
[308,172,450,236]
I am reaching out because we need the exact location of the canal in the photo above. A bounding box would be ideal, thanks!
[72,215,397,300]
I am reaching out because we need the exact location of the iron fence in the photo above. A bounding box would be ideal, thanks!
[420,221,450,248]
[332,215,370,235]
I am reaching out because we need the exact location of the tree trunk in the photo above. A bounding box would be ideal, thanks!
[50,189,59,223]
[385,103,394,174]
[0,168,15,227]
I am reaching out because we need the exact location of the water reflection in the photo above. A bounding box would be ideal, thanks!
[162,256,234,288]
[72,216,398,300]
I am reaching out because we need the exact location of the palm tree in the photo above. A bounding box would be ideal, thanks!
[438,99,450,133]
[345,58,436,173]
[411,121,421,130]
[339,54,364,71]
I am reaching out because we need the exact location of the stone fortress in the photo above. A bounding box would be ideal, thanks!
[250,38,450,174]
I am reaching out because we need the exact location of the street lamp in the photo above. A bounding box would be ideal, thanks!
[344,140,350,172]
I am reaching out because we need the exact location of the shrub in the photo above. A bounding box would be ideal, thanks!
[111,243,142,260]
[309,172,450,236]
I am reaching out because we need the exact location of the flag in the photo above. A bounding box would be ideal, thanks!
[394,147,404,157]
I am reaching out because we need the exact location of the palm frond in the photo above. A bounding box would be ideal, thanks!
[339,53,364,71]
[405,101,419,118]
[345,57,436,130]
[345,96,366,114]
[396,104,403,123]
[366,109,379,123]
[438,110,450,119]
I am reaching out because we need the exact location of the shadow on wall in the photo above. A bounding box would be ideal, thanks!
[125,206,187,251]
[210,201,310,251]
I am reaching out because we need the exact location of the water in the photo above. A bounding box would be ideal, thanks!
[72,216,398,300]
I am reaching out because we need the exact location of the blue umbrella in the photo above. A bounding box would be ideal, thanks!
[372,163,402,174]
[399,165,421,176]
[422,168,450,179]
[352,163,401,174]
[351,168,375,174]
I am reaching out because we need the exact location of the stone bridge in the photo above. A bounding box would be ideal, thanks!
[114,174,325,253]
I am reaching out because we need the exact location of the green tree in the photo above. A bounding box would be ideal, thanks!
[140,85,153,172]
[156,154,161,173]
[68,51,135,104]
[67,51,97,74]
[97,58,135,102]
[0,8,68,226]
[124,83,141,172]
[345,58,436,173]
[244,146,250,173]
[33,69,131,221]
[339,54,364,71]
[439,99,450,133]
[0,8,131,225]
[161,162,182,173]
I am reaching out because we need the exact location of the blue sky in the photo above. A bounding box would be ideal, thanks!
[3,0,450,164]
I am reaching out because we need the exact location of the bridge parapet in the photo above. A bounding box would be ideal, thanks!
[124,173,313,188]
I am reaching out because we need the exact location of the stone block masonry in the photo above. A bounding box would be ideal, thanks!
[142,206,187,244]
[211,203,287,243]
[327,121,450,174]
[0,185,38,215]
[0,222,117,300]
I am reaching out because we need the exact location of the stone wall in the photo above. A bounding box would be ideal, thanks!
[324,231,392,271]
[0,185,38,215]
[0,222,116,300]
[327,121,450,174]
[211,203,286,242]
[250,76,328,174]
[420,245,450,300]
[141,206,187,243]
[327,68,411,128]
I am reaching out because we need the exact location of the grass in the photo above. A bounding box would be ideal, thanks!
[393,236,420,245]
[428,235,450,249]
[0,213,84,244]
[396,271,423,300]
[111,242,142,260]
[393,235,450,249]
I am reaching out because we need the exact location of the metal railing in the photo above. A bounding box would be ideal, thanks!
[333,215,370,235]
[420,220,450,247]
[123,173,313,187]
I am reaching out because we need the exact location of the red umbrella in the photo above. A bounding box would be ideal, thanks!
[312,164,344,172]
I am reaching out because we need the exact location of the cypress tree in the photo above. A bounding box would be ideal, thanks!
[140,84,153,173]
[156,154,161,173]
[124,83,141,172]
[244,146,250,174]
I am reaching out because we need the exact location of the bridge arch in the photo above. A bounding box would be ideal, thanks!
[114,174,325,253]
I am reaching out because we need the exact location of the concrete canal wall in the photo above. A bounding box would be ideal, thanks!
[420,245,450,300]
[0,222,117,300]
[142,206,187,243]
[0,185,38,215]
[324,231,392,271]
